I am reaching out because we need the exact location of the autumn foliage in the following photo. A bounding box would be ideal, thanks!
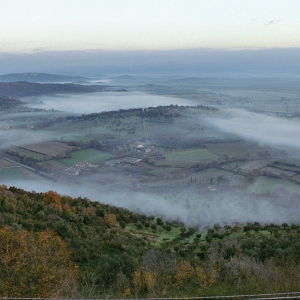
[42,190,62,212]
[0,227,78,297]
[2,185,300,298]
[104,213,117,227]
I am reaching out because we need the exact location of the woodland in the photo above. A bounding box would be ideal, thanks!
[1,185,300,298]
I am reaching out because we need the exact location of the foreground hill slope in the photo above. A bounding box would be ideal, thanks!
[1,184,300,297]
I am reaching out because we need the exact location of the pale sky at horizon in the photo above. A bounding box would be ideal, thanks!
[1,0,300,53]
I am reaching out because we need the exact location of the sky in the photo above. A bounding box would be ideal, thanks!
[1,0,300,53]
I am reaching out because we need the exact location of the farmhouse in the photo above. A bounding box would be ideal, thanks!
[207,185,217,192]
[75,162,89,168]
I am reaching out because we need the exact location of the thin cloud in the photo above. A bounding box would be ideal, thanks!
[206,108,300,153]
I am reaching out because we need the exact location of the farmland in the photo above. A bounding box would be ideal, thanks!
[0,167,25,180]
[164,148,220,162]
[0,158,16,168]
[36,160,68,173]
[205,142,274,159]
[0,78,300,223]
[59,148,115,166]
[20,141,75,157]
[243,176,300,195]
[1,104,300,199]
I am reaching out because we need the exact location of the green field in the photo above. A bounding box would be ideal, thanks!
[10,147,47,161]
[37,160,68,173]
[244,176,300,195]
[0,167,34,181]
[126,223,182,246]
[163,148,220,163]
[272,162,300,172]
[205,142,268,158]
[191,168,236,182]
[59,148,115,166]
[149,167,181,175]
[278,158,300,168]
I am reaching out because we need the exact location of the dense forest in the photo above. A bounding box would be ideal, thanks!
[1,184,300,297]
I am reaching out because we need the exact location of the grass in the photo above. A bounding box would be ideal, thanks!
[162,148,220,163]
[9,147,46,161]
[125,223,182,246]
[292,174,300,183]
[155,227,182,245]
[59,148,115,166]
[244,176,300,195]
[272,162,300,172]
[148,167,180,175]
[192,168,233,180]
[279,158,300,168]
[0,159,15,168]
[0,167,31,180]
[205,142,266,158]
[37,160,68,172]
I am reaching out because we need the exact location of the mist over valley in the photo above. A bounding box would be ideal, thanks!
[23,91,196,114]
[1,74,300,227]
[3,2,300,296]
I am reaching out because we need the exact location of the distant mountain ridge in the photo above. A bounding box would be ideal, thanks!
[0,81,127,97]
[0,72,88,83]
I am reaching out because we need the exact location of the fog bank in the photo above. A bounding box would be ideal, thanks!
[207,109,300,153]
[23,92,195,114]
[0,129,55,149]
[4,178,300,227]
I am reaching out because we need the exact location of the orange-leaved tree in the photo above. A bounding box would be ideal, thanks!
[42,190,62,212]
[0,227,78,297]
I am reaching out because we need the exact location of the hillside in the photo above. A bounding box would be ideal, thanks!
[1,184,300,297]
[0,95,23,110]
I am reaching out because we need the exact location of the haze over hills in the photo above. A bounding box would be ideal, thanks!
[0,72,88,83]
[0,81,126,98]
[2,48,300,77]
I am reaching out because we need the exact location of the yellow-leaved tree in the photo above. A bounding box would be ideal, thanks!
[0,227,78,297]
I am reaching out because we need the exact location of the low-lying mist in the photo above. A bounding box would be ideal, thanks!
[4,176,300,228]
[23,92,196,114]
[207,108,300,153]
[0,129,55,149]
[0,109,69,148]
[2,103,300,228]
